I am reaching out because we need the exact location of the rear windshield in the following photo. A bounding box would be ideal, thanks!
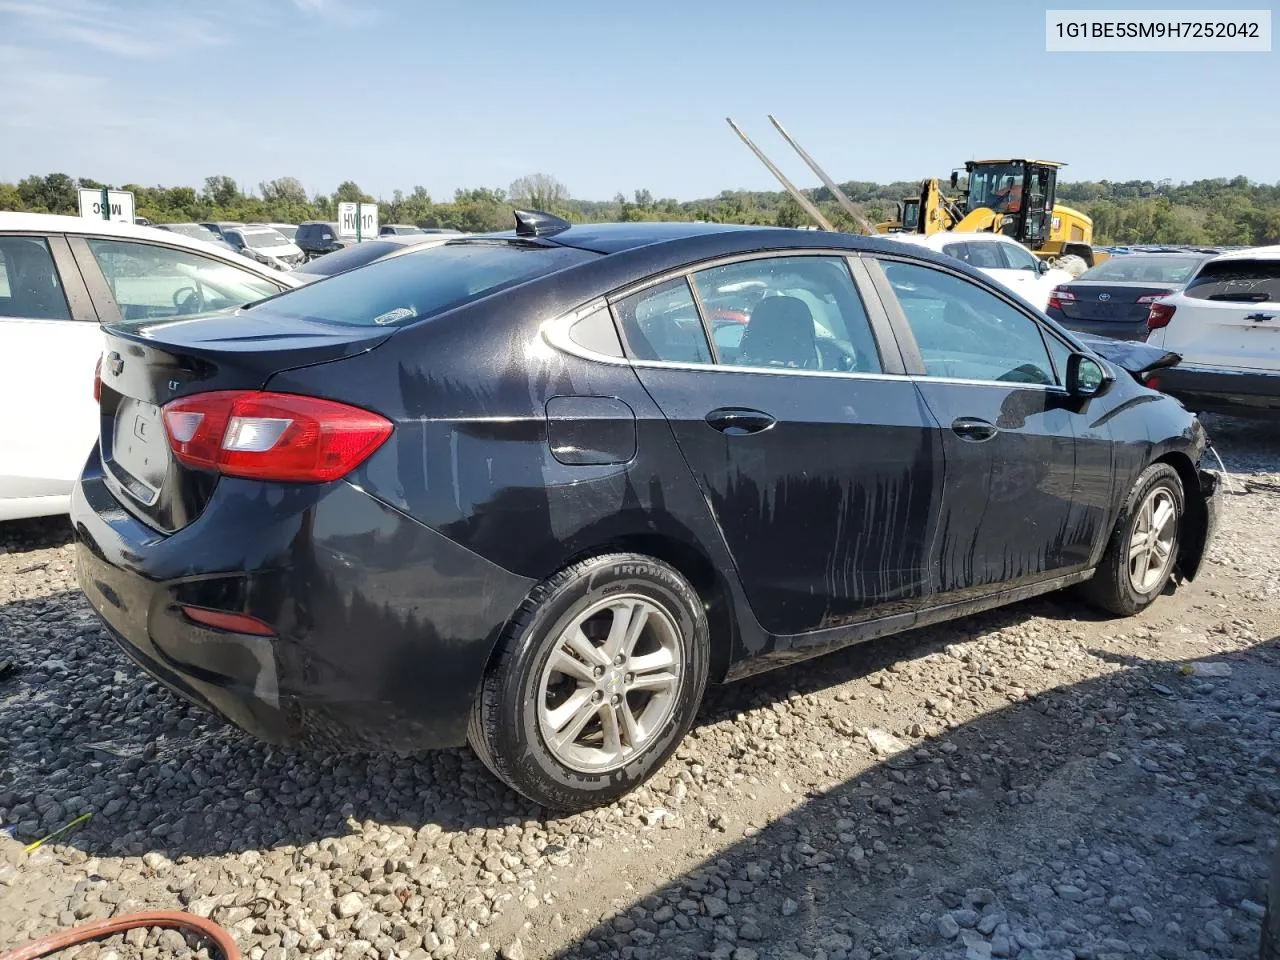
[1081,256,1204,284]
[1185,259,1280,303]
[245,241,596,326]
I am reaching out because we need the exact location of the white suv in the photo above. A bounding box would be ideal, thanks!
[1143,246,1280,419]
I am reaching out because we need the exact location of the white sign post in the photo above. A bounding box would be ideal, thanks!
[78,188,135,223]
[337,202,379,242]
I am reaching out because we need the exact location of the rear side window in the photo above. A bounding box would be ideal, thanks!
[1184,259,1280,303]
[0,237,72,320]
[613,277,712,364]
[244,241,596,327]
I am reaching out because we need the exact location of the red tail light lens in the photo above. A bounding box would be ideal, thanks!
[1047,287,1076,310]
[161,391,392,483]
[1146,302,1177,331]
[180,605,276,636]
[93,356,102,403]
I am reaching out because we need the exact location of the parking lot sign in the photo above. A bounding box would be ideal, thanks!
[78,188,135,223]
[338,202,379,241]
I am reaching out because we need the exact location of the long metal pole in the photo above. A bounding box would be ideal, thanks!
[767,115,875,235]
[725,117,835,232]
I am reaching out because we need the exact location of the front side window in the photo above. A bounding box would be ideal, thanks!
[614,277,711,365]
[0,237,72,320]
[943,241,1003,270]
[881,260,1056,385]
[86,239,282,320]
[999,242,1041,273]
[1184,259,1280,303]
[692,256,882,373]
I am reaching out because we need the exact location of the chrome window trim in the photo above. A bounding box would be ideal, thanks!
[541,298,632,367]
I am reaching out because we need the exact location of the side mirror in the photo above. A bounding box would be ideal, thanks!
[1037,258,1050,275]
[949,171,959,188]
[1066,353,1113,398]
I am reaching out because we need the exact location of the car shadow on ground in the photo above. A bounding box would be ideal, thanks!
[542,638,1279,960]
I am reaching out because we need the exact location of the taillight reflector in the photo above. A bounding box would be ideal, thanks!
[161,391,392,483]
[93,356,102,403]
[180,605,276,636]
[1146,302,1177,331]
[1047,287,1076,310]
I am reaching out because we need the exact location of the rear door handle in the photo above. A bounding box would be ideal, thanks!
[951,417,998,442]
[705,407,776,435]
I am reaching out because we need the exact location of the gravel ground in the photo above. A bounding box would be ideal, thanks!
[1,413,1277,960]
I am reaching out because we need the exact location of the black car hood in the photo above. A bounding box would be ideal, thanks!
[1075,333,1182,377]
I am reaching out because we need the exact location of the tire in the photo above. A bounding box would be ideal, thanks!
[468,553,710,812]
[1081,463,1184,616]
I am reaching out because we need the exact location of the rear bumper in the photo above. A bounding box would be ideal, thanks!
[71,449,534,753]
[1046,309,1149,341]
[1152,364,1280,420]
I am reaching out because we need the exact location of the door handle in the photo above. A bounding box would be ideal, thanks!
[951,417,998,442]
[705,407,776,435]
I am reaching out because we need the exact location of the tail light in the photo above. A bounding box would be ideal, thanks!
[180,605,275,636]
[93,356,102,403]
[1146,302,1177,331]
[1047,287,1076,310]
[1136,293,1167,305]
[161,391,392,483]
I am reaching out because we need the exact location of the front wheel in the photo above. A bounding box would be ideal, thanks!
[468,553,710,811]
[1081,463,1184,616]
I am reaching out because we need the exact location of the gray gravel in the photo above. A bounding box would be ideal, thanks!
[1,412,1277,960]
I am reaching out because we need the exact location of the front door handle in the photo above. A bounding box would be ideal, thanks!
[951,417,998,442]
[705,407,776,436]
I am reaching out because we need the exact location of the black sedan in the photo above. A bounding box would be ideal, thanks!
[1046,252,1216,340]
[73,216,1221,811]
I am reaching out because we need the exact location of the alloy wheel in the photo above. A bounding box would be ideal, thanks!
[1128,486,1178,593]
[536,595,684,773]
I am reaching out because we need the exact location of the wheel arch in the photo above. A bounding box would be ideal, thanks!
[1152,450,1208,582]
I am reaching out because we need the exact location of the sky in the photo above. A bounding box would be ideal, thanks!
[0,0,1276,203]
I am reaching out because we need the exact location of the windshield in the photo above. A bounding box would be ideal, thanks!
[967,163,1024,213]
[241,229,290,249]
[1184,259,1280,303]
[901,200,920,230]
[1081,256,1205,284]
[245,241,597,327]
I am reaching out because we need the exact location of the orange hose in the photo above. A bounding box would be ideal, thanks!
[0,910,241,960]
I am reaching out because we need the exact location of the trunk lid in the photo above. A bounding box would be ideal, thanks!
[1058,281,1178,324]
[97,308,392,532]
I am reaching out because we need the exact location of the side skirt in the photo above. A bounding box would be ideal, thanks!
[723,568,1096,682]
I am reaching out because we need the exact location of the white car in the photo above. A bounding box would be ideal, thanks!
[881,232,1073,312]
[221,224,306,270]
[0,213,305,521]
[1143,245,1280,419]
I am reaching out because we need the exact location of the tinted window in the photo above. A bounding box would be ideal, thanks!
[614,278,711,364]
[86,239,282,320]
[0,237,72,320]
[245,241,596,328]
[1081,255,1204,284]
[1184,259,1280,303]
[999,242,1040,273]
[293,240,403,277]
[692,256,881,373]
[882,261,1056,385]
[942,241,1002,269]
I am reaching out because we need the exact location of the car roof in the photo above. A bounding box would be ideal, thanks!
[525,220,765,255]
[880,231,1018,250]
[1209,244,1280,262]
[0,212,304,285]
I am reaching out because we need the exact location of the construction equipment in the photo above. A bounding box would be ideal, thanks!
[728,117,1103,268]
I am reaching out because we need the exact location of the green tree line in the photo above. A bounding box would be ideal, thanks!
[4,171,1279,247]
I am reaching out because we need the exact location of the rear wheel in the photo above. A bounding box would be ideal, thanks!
[468,553,709,811]
[1081,463,1184,616]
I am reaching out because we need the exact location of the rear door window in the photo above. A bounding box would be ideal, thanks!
[999,242,1041,273]
[0,236,73,320]
[242,241,597,327]
[1184,259,1280,303]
